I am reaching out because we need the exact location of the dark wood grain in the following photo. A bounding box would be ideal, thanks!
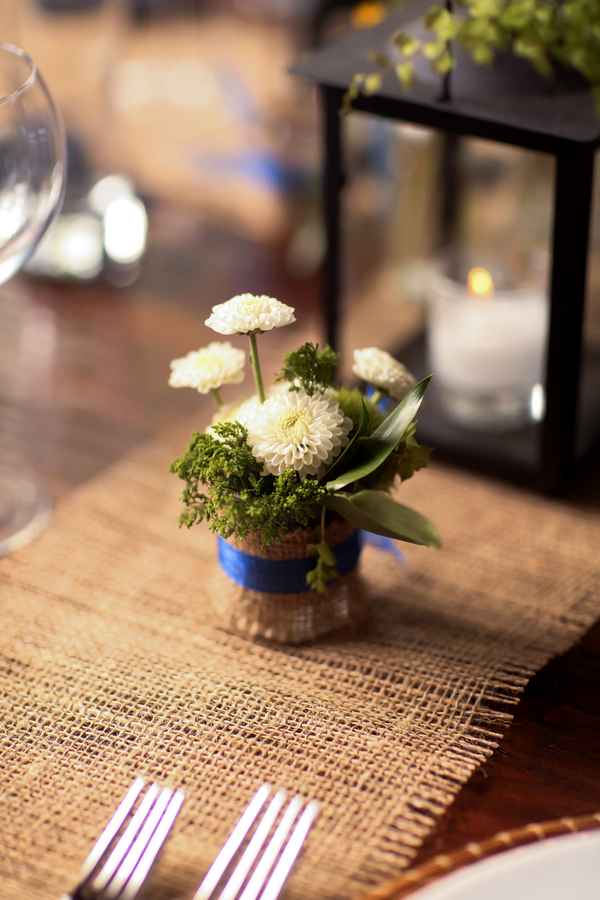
[412,614,600,866]
[410,439,600,861]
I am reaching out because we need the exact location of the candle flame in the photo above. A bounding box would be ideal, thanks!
[351,1,387,27]
[468,267,494,298]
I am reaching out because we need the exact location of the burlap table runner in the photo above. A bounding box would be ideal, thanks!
[2,418,600,900]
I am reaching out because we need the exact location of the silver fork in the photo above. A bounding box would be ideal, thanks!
[63,777,185,900]
[194,784,319,900]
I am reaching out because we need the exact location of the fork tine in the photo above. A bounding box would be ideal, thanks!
[90,784,161,894]
[237,796,304,900]
[194,784,272,900]
[120,788,185,900]
[216,790,287,900]
[104,786,174,899]
[77,778,146,888]
[256,800,320,900]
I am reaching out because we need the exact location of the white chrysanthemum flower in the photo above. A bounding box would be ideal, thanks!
[352,347,416,401]
[207,383,292,434]
[205,293,296,335]
[246,388,353,478]
[209,394,260,430]
[169,342,245,394]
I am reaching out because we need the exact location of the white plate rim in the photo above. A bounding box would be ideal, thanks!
[407,828,600,900]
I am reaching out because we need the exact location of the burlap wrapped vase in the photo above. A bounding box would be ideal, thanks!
[212,517,369,643]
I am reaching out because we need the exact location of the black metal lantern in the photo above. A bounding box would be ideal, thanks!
[292,0,600,494]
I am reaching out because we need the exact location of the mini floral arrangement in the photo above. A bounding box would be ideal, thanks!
[169,293,440,596]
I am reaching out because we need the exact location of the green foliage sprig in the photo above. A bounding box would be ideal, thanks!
[329,387,431,488]
[330,387,385,434]
[306,540,340,593]
[361,421,433,491]
[345,0,600,114]
[325,375,432,491]
[323,388,427,490]
[275,342,339,396]
[169,421,326,548]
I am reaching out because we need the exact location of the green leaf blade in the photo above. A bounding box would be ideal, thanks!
[323,490,440,547]
[322,398,370,484]
[325,375,431,492]
[323,493,404,540]
[351,491,441,547]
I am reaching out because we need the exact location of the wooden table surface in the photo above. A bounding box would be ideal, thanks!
[4,207,600,880]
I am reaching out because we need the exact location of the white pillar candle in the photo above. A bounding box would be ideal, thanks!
[428,261,549,430]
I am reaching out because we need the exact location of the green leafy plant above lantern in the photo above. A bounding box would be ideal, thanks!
[169,293,440,595]
[344,0,600,113]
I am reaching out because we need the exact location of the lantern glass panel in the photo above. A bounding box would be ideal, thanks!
[577,148,600,461]
[338,115,435,379]
[425,136,553,434]
[457,139,554,264]
[349,126,554,442]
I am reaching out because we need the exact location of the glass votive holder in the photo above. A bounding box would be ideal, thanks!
[427,250,549,431]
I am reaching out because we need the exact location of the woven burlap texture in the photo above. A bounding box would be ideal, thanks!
[1,419,600,900]
[217,518,367,642]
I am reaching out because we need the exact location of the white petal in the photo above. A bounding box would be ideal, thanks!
[244,387,352,479]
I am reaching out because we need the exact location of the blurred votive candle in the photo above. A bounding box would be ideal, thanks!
[427,253,549,430]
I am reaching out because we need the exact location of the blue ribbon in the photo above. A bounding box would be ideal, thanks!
[365,383,394,413]
[218,527,405,594]
[361,531,406,565]
[218,530,362,594]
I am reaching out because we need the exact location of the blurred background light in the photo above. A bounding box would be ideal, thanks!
[56,214,104,277]
[27,213,104,279]
[111,57,217,112]
[530,383,546,423]
[89,174,136,215]
[103,195,148,264]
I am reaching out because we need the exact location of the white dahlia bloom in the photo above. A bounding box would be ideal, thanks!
[208,383,293,434]
[246,388,353,478]
[169,341,245,393]
[352,347,416,401]
[209,394,260,430]
[205,293,296,335]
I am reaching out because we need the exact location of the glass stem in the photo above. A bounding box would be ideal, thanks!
[211,388,223,408]
[248,332,266,403]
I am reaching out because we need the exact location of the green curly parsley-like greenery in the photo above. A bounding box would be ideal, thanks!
[169,421,327,548]
[275,342,339,396]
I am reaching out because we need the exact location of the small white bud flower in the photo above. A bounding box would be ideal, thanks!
[205,293,296,335]
[169,341,245,393]
[352,347,416,401]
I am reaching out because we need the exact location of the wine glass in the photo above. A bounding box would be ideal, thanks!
[0,40,65,554]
